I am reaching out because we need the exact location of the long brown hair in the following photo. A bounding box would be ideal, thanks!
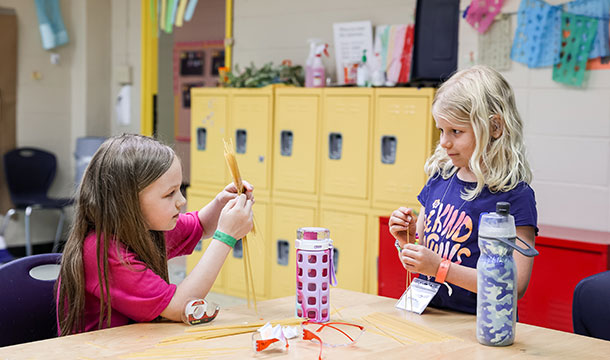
[57,134,175,335]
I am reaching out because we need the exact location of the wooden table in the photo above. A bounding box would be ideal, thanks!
[1,288,608,359]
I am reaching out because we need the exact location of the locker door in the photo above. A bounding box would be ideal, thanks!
[190,89,230,189]
[373,91,433,208]
[224,201,269,299]
[269,203,317,298]
[319,207,368,292]
[230,89,273,198]
[321,90,373,201]
[273,90,321,199]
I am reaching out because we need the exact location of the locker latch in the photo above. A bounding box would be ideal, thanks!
[196,128,207,151]
[280,131,293,156]
[381,135,397,164]
[328,133,342,160]
[233,239,243,258]
[235,129,247,154]
[277,239,290,265]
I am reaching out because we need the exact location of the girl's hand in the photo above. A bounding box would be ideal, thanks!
[399,244,442,277]
[217,180,255,206]
[389,207,417,247]
[216,194,253,240]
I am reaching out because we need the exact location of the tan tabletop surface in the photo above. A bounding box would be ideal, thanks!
[1,288,608,359]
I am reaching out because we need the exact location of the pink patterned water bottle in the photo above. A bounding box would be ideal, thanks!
[295,227,336,322]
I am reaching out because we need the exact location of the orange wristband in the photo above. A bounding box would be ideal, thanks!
[435,259,451,284]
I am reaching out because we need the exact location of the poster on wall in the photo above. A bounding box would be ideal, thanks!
[182,82,204,108]
[333,21,373,85]
[180,50,204,76]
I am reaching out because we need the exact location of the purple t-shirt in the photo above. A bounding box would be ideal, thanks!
[58,211,203,333]
[417,172,538,314]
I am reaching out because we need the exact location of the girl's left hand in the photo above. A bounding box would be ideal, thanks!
[400,244,442,277]
[217,180,255,205]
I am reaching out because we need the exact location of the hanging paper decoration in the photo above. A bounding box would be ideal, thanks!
[34,0,69,50]
[553,13,598,86]
[478,15,512,70]
[565,0,610,59]
[466,0,506,34]
[511,0,562,68]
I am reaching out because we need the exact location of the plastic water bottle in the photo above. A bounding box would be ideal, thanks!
[295,227,336,322]
[476,202,538,346]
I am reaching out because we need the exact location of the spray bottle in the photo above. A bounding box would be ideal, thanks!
[307,43,329,88]
[357,49,370,87]
[305,39,322,88]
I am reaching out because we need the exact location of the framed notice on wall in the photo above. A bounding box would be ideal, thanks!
[333,21,373,85]
[180,50,204,76]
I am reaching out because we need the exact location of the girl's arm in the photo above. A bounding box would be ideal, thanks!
[514,225,536,299]
[198,181,254,239]
[161,194,253,321]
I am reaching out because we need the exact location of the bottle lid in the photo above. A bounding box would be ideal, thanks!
[296,227,332,250]
[297,227,330,240]
[496,201,510,216]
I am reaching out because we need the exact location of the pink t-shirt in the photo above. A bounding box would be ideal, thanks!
[58,211,203,333]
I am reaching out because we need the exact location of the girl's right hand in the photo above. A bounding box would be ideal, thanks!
[216,194,253,240]
[389,207,417,247]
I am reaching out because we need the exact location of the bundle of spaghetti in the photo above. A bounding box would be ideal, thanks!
[159,317,303,345]
[120,346,246,359]
[361,312,457,344]
[223,138,257,311]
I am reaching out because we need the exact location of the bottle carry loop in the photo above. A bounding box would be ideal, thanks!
[478,235,539,257]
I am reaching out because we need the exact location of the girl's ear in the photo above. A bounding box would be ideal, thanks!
[490,115,504,139]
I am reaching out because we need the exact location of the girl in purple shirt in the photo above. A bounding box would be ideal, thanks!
[388,65,538,314]
[56,134,253,334]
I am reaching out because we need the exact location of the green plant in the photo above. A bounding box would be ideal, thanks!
[224,62,304,88]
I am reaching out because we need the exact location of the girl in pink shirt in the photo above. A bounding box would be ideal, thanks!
[56,134,253,335]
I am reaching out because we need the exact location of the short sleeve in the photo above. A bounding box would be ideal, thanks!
[510,183,539,235]
[82,237,176,323]
[165,211,204,258]
[417,175,435,207]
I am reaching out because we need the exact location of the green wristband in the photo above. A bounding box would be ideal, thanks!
[213,230,238,248]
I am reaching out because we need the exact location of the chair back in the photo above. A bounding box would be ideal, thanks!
[572,271,610,341]
[3,148,57,205]
[0,253,61,347]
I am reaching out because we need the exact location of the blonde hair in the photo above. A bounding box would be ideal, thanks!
[425,65,532,200]
[57,134,175,335]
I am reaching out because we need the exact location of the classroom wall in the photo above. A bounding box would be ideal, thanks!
[233,0,610,232]
[0,0,112,246]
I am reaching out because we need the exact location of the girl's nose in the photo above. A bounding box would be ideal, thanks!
[440,134,451,149]
[177,192,186,209]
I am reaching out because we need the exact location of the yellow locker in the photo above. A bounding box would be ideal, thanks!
[185,187,225,293]
[190,89,230,190]
[223,199,269,300]
[372,88,437,212]
[273,88,322,202]
[269,200,318,299]
[320,89,373,207]
[319,204,368,292]
[229,88,274,199]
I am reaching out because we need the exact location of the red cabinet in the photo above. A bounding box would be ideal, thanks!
[517,225,610,332]
[378,217,413,298]
[378,219,610,333]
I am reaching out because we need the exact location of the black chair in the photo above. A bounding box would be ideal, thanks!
[573,271,610,341]
[0,253,61,347]
[0,148,73,256]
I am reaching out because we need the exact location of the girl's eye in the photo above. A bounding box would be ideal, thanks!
[165,190,175,198]
[452,129,462,135]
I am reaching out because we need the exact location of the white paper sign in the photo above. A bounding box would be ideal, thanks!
[333,21,373,85]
